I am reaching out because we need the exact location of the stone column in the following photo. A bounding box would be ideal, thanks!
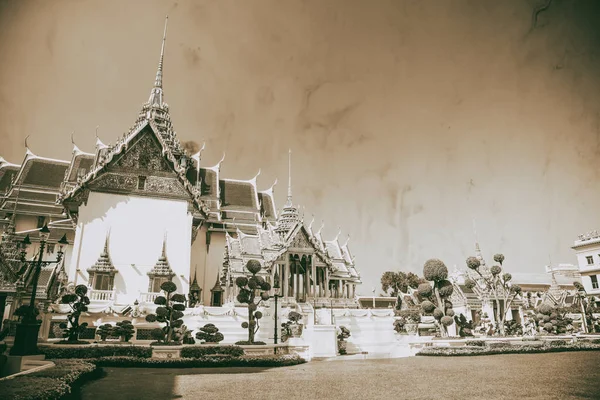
[325,269,330,298]
[311,255,316,297]
[284,257,289,299]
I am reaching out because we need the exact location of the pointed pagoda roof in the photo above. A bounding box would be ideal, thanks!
[190,268,201,292]
[87,234,117,274]
[275,149,299,235]
[210,272,224,293]
[148,234,175,277]
[57,17,209,218]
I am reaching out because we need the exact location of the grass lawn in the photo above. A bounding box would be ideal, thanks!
[81,352,600,400]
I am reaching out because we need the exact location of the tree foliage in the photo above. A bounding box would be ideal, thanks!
[113,320,135,342]
[380,271,423,296]
[195,323,224,343]
[464,253,521,336]
[236,259,272,344]
[145,281,186,344]
[418,259,455,336]
[59,284,90,342]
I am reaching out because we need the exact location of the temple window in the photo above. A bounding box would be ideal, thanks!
[150,276,171,293]
[591,275,599,290]
[138,175,147,190]
[586,256,594,265]
[93,273,114,291]
[37,216,46,229]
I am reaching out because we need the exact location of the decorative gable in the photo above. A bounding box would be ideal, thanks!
[111,131,171,173]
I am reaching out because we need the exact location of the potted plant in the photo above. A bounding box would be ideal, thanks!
[399,309,421,335]
[337,326,351,355]
[287,311,304,337]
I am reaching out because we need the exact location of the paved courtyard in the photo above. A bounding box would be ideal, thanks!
[81,352,600,400]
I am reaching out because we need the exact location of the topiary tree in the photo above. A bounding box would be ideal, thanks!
[195,323,224,344]
[532,305,573,335]
[454,314,474,337]
[113,320,135,342]
[235,259,272,344]
[96,324,113,341]
[417,259,455,337]
[144,281,187,344]
[380,271,423,297]
[59,284,90,342]
[465,254,522,336]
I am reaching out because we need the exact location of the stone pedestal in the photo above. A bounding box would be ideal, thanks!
[310,325,337,358]
[151,346,182,359]
[9,321,42,356]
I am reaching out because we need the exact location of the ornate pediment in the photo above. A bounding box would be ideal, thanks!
[289,228,314,251]
[112,130,171,173]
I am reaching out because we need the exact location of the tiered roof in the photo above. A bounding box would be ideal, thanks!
[148,236,175,278]
[87,235,117,274]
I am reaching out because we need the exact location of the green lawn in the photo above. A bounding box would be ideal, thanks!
[81,352,600,400]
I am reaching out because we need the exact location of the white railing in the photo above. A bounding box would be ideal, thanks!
[88,289,114,302]
[140,292,162,304]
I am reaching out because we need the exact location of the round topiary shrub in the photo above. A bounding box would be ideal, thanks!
[437,280,453,297]
[433,308,444,320]
[538,304,553,315]
[246,259,262,275]
[418,283,433,297]
[421,301,435,314]
[544,323,554,332]
[493,254,505,265]
[446,309,455,317]
[465,256,480,270]
[440,316,453,327]
[464,279,477,290]
[490,265,502,276]
[502,273,512,282]
[423,259,448,282]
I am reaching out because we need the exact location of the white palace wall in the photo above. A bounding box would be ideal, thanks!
[190,227,226,306]
[68,192,192,305]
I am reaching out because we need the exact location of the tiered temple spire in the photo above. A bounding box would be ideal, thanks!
[148,233,175,278]
[87,233,116,274]
[275,149,300,235]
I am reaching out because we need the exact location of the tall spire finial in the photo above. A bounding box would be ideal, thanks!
[286,148,292,207]
[149,16,168,105]
[156,15,168,89]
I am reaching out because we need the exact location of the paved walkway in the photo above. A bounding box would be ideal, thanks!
[81,352,600,400]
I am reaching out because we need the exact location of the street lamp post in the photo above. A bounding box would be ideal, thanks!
[271,271,281,354]
[9,225,68,356]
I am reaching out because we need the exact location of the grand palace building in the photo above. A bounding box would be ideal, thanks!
[0,18,361,335]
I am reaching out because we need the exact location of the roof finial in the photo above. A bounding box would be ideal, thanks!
[24,135,33,155]
[162,231,168,258]
[149,16,169,105]
[286,148,292,207]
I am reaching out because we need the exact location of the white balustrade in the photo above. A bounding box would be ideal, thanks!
[88,289,114,302]
[140,292,162,304]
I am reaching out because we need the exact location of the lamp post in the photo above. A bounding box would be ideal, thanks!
[271,271,281,354]
[10,225,69,356]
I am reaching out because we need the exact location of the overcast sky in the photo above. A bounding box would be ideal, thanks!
[1,0,600,294]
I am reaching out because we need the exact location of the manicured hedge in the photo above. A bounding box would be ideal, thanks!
[0,359,99,400]
[464,340,486,347]
[93,354,306,368]
[418,342,600,357]
[180,345,244,358]
[38,345,152,359]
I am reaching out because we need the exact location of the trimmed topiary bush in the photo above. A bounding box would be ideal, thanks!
[145,281,187,344]
[419,259,455,336]
[180,345,244,358]
[195,324,224,344]
[235,259,272,344]
[114,320,135,342]
[38,345,152,359]
[59,284,91,343]
[96,324,113,341]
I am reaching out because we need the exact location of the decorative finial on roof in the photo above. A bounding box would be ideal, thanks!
[254,168,261,181]
[308,215,315,231]
[342,234,351,247]
[218,152,226,170]
[24,135,34,156]
[270,178,278,191]
[286,148,292,207]
[71,132,82,154]
[334,227,341,242]
[149,15,169,106]
[317,220,325,235]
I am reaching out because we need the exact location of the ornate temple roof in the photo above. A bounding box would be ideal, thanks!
[87,234,117,274]
[148,235,175,277]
